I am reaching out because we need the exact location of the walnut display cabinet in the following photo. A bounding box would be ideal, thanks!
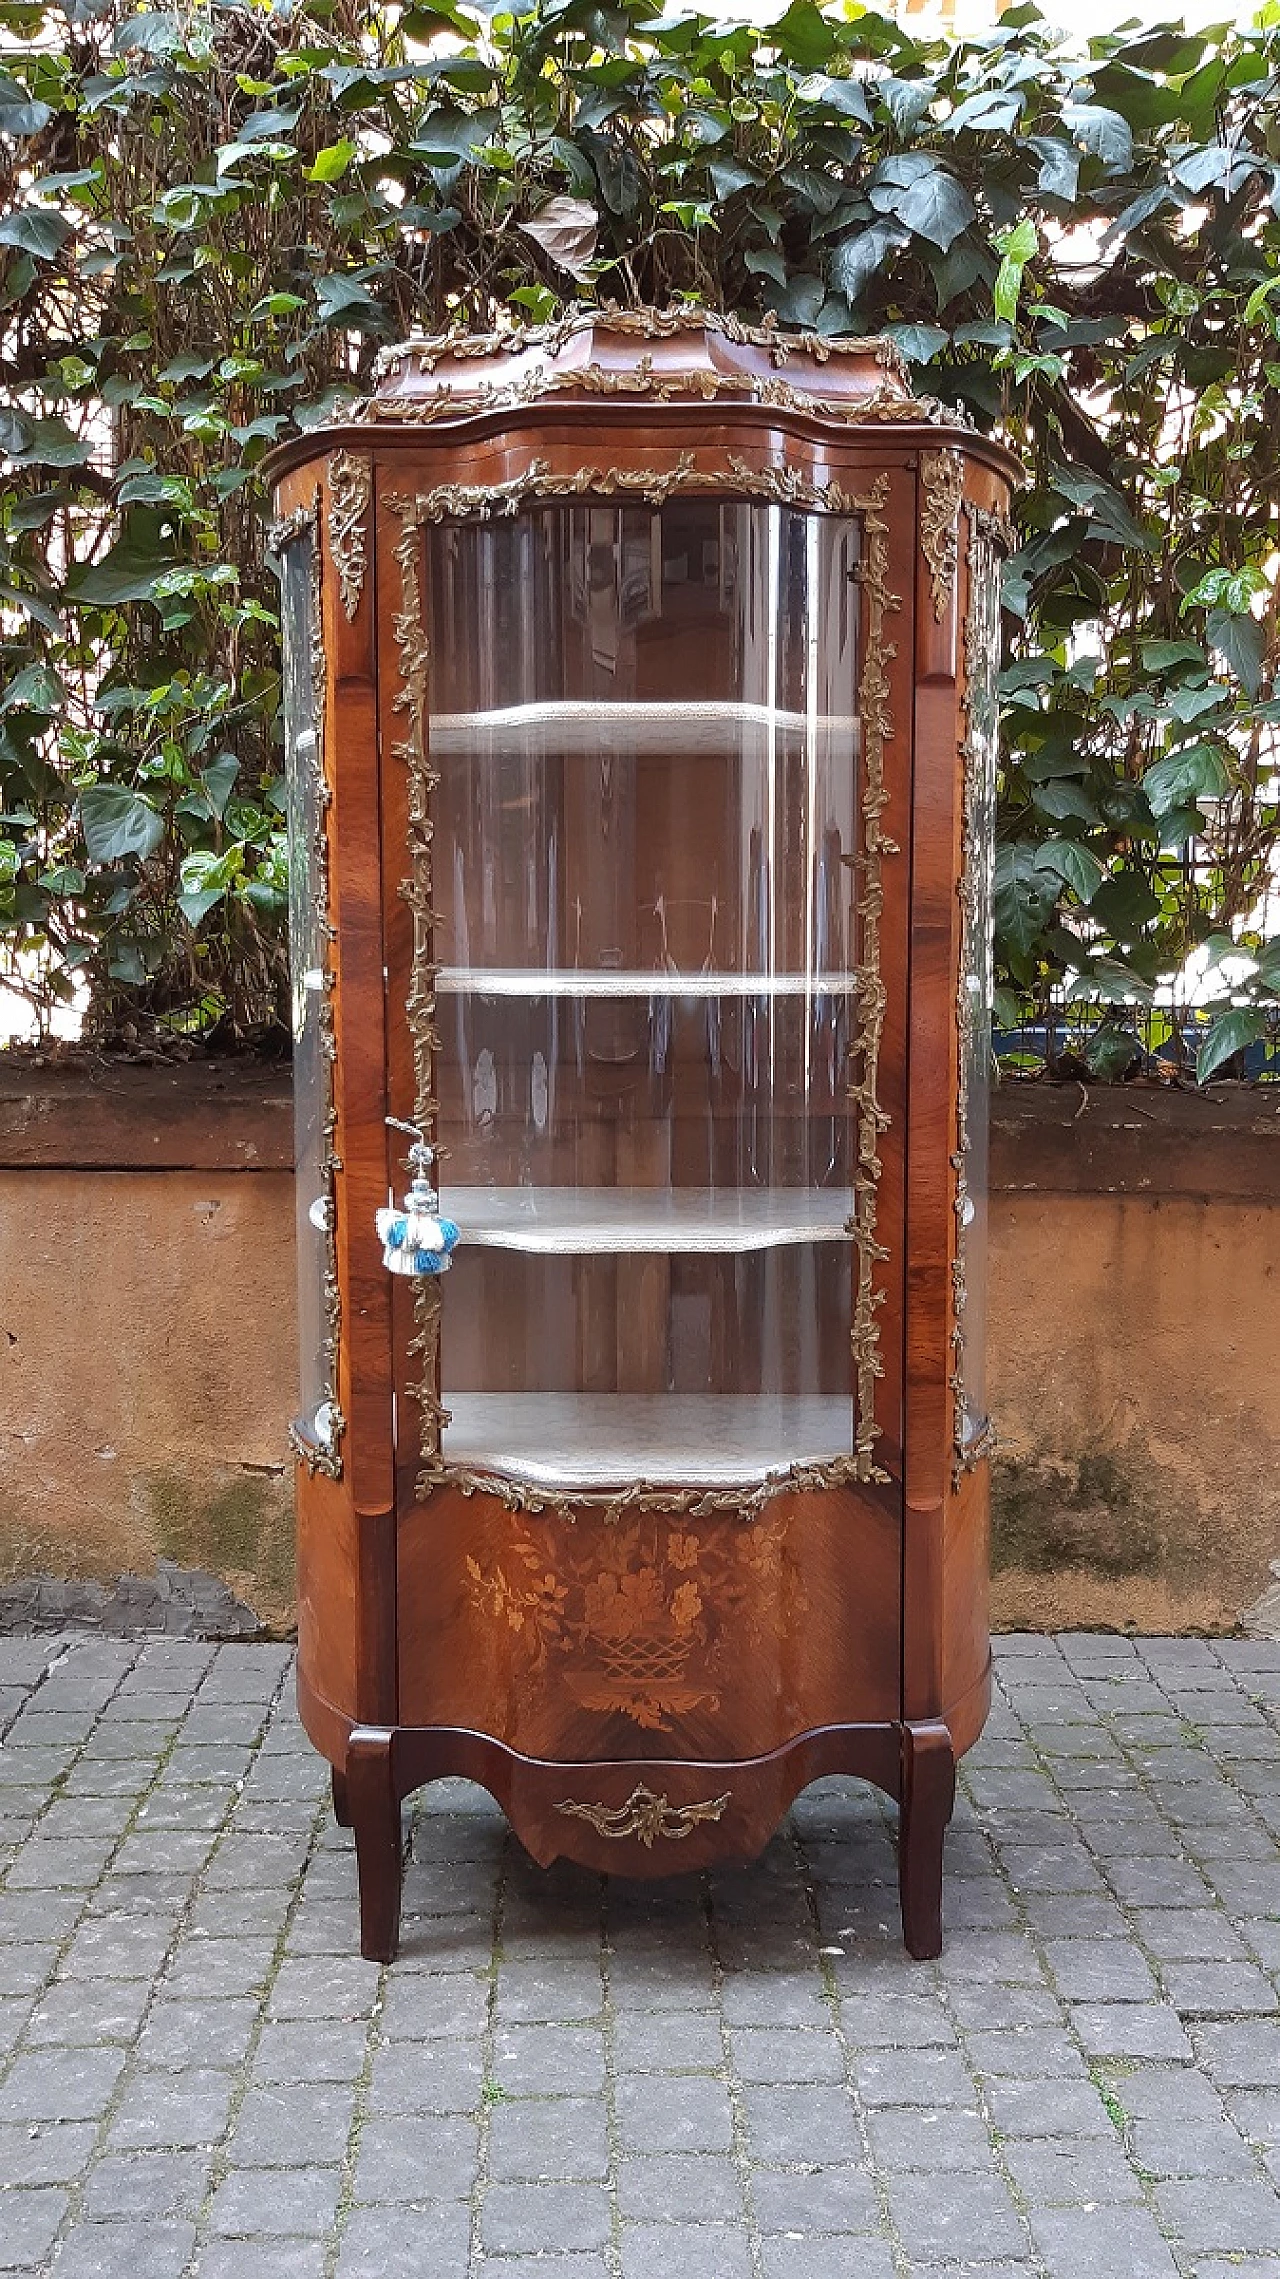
[265,310,1017,1964]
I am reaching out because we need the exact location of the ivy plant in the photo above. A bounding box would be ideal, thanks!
[0,0,1277,1078]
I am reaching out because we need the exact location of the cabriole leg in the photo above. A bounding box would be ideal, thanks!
[898,1719,956,1960]
[346,1726,404,1963]
[331,1766,352,1828]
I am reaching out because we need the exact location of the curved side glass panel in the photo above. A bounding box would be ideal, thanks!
[956,512,1000,1463]
[280,524,341,1469]
[426,499,863,1491]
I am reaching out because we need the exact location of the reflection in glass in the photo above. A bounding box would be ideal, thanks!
[958,520,1000,1456]
[424,501,864,1487]
[282,529,338,1459]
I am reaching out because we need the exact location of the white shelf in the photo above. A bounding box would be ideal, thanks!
[436,967,859,999]
[442,1185,853,1255]
[429,699,860,759]
[441,1392,851,1489]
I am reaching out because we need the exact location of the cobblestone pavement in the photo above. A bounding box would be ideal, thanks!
[0,1632,1278,2277]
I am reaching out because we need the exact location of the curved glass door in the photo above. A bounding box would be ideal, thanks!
[427,499,863,1490]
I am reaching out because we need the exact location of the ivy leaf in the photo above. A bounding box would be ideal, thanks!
[1181,564,1267,613]
[307,139,357,184]
[1061,102,1134,174]
[994,217,1037,326]
[829,219,908,304]
[883,321,948,365]
[7,415,93,468]
[1197,1006,1268,1086]
[0,208,72,260]
[113,11,182,54]
[80,783,165,865]
[1026,135,1079,202]
[944,90,1023,136]
[869,155,975,251]
[994,843,1060,959]
[518,195,598,280]
[313,273,386,328]
[1088,870,1162,936]
[1143,741,1231,816]
[0,73,52,135]
[70,533,181,605]
[1034,839,1105,903]
[1206,608,1264,697]
[878,77,934,136]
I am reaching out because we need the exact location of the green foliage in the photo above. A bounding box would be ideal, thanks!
[0,0,1278,1071]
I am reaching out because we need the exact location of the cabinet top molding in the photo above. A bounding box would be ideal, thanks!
[264,305,1022,487]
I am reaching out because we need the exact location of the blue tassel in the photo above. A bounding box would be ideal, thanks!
[375,1203,459,1278]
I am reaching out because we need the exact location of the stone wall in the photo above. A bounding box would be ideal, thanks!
[0,1060,1276,1636]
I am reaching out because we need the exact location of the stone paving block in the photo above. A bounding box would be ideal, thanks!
[62,1915,176,1979]
[744,2080,866,2167]
[1152,2178,1280,2254]
[616,2154,743,2223]
[481,2181,611,2256]
[367,2040,485,2118]
[352,2112,480,2205]
[1162,1961,1279,2017]
[1042,1937,1160,2002]
[981,2076,1114,2139]
[1127,2116,1260,2178]
[1001,2137,1144,2203]
[728,2024,847,2081]
[49,2218,197,2279]
[855,2046,978,2108]
[616,2072,734,2156]
[107,2067,237,2152]
[267,1956,382,2021]
[26,1975,153,2046]
[864,2106,993,2172]
[965,2025,1089,2078]
[492,2022,607,2098]
[494,1958,603,2024]
[137,1997,259,2070]
[1071,2002,1194,2061]
[161,1937,277,2001]
[1227,2090,1280,2150]
[611,2010,722,2073]
[488,2093,609,2182]
[230,2082,358,2166]
[0,2044,127,2123]
[0,2184,68,2268]
[1104,2062,1226,2123]
[717,1974,832,2027]
[0,1940,60,1997]
[81,2148,210,2219]
[253,2020,369,2084]
[1197,2020,1280,2089]
[886,2168,1027,2262]
[750,2163,881,2234]
[840,1993,955,2049]
[1130,1908,1250,1962]
[619,2226,753,2279]
[1028,2206,1179,2278]
[0,2119,96,2187]
[377,1971,489,2041]
[208,2162,343,2236]
[947,1980,1064,2033]
[6,1836,117,1889]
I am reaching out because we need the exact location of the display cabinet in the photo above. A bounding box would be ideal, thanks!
[266,310,1017,1962]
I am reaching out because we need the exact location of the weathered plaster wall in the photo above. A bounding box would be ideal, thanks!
[989,1196,1279,1633]
[1,1064,1277,1634]
[0,1168,297,1633]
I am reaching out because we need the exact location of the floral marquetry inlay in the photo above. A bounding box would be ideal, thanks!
[464,1512,805,1734]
